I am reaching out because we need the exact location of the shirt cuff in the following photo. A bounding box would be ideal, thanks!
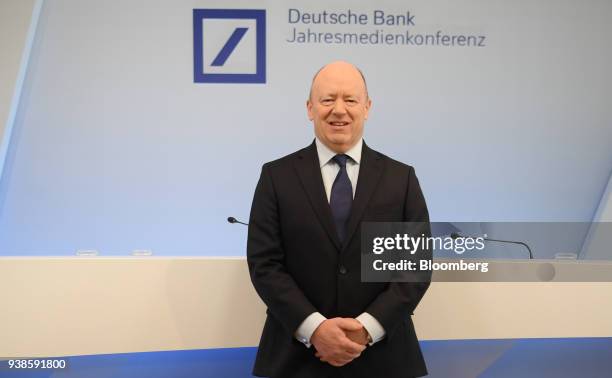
[356,312,386,346]
[294,312,326,348]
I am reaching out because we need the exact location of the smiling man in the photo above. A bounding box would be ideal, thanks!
[247,61,431,378]
[307,62,371,153]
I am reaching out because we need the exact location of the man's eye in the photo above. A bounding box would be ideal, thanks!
[321,99,334,104]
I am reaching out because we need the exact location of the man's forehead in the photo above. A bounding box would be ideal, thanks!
[314,64,363,85]
[313,78,365,95]
[309,61,368,99]
[312,70,366,94]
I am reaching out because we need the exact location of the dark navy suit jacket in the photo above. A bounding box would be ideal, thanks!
[247,141,431,378]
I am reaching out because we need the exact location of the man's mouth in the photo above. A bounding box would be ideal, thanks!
[328,121,349,126]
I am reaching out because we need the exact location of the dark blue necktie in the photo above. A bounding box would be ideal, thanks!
[330,154,353,244]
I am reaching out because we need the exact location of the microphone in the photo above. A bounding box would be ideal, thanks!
[451,232,533,259]
[227,216,249,226]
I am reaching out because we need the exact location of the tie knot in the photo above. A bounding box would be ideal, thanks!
[332,154,349,168]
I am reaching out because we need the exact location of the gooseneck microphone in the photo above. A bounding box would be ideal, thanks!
[451,232,533,259]
[227,216,249,226]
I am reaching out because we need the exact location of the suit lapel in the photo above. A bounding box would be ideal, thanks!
[342,143,384,252]
[293,142,342,251]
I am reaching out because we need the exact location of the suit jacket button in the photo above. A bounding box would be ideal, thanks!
[339,265,347,275]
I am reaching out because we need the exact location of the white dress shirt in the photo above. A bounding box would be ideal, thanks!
[294,138,386,348]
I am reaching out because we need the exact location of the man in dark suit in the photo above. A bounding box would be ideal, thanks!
[247,61,431,378]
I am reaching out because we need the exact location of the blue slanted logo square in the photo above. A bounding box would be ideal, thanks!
[193,9,266,84]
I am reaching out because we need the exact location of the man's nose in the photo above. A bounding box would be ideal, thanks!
[331,100,347,115]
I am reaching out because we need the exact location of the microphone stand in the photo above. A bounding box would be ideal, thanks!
[227,216,249,226]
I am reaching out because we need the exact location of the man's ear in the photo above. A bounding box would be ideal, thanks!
[306,99,314,121]
[364,98,372,120]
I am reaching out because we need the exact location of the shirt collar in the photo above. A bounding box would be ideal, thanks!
[315,138,363,168]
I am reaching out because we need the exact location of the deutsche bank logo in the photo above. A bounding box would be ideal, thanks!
[193,9,266,83]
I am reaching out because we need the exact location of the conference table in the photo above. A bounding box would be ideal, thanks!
[2,257,612,377]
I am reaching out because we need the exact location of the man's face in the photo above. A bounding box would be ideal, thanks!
[307,62,371,153]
